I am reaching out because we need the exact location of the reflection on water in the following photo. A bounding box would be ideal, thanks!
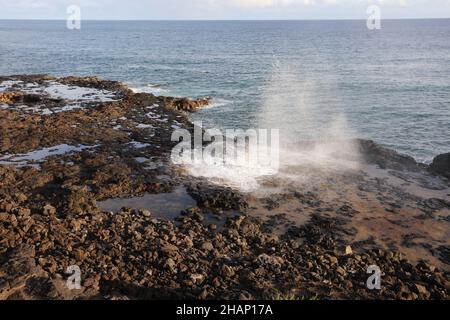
[97,186,197,219]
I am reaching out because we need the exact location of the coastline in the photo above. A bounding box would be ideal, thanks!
[0,75,449,300]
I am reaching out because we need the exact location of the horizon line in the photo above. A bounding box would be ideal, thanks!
[0,17,450,22]
[1,17,450,22]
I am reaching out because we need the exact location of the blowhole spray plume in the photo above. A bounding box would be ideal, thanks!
[175,61,361,192]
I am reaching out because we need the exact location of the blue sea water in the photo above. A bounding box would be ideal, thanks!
[0,19,449,163]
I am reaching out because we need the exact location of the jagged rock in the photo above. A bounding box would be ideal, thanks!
[344,246,353,255]
[256,254,284,268]
[201,242,214,252]
[190,273,204,284]
[356,139,419,171]
[327,255,339,265]
[165,258,176,270]
[222,265,235,278]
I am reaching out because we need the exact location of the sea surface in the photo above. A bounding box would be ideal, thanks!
[0,19,449,163]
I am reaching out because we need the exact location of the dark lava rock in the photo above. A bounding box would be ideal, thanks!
[59,76,131,96]
[23,94,42,103]
[356,139,419,171]
[429,153,450,179]
[129,92,158,106]
[187,184,248,211]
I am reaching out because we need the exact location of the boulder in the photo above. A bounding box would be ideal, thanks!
[429,153,450,178]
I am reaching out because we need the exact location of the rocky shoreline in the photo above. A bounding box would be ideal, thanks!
[0,75,449,300]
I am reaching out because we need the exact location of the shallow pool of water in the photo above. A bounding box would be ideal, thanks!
[97,186,197,219]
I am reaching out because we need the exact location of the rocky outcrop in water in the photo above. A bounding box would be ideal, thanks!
[356,139,420,171]
[161,96,211,112]
[429,153,450,179]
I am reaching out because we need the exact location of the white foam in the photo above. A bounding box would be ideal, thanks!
[0,80,23,92]
[0,144,96,167]
[134,157,149,163]
[0,80,117,102]
[146,112,162,119]
[129,141,151,149]
[204,98,231,109]
[0,79,118,115]
[48,82,115,101]
[130,83,169,95]
[136,123,154,129]
[179,158,269,192]
[59,103,83,112]
[145,163,160,170]
[174,136,279,192]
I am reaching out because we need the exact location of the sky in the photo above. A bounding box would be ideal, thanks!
[0,0,449,20]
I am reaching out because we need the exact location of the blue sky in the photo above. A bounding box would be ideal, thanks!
[0,0,449,20]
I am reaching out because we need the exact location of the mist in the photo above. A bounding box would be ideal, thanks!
[178,61,361,192]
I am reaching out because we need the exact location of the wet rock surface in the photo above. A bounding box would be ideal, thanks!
[0,75,449,300]
[187,183,248,212]
[356,139,420,172]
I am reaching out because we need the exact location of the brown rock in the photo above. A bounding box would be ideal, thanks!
[161,244,178,254]
[163,97,211,112]
[0,91,24,104]
[344,246,353,255]
[413,284,430,298]
[43,204,56,216]
[73,249,88,262]
[165,258,176,270]
[201,242,214,252]
[222,265,235,278]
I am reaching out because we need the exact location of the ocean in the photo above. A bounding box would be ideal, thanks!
[0,19,449,163]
